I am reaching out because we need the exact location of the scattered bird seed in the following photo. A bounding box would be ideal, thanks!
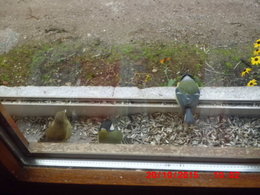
[12,113,260,147]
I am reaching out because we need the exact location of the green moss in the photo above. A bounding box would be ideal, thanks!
[42,74,51,82]
[85,73,96,80]
[0,39,207,87]
[209,46,251,69]
[110,42,206,87]
[0,44,36,85]
[0,40,86,86]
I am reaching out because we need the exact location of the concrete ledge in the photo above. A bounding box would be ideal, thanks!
[0,86,115,99]
[0,86,260,101]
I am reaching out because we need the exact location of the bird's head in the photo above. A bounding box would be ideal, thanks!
[100,119,114,132]
[180,74,194,81]
[54,110,67,123]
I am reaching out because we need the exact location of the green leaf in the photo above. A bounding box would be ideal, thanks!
[167,79,176,86]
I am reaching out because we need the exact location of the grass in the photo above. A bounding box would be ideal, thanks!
[2,38,251,87]
[106,42,207,87]
[205,44,252,86]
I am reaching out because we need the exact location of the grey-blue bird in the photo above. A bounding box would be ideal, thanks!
[175,74,200,124]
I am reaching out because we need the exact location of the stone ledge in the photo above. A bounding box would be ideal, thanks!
[0,86,259,101]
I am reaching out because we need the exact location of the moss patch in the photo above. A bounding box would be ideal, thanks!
[0,39,220,87]
[0,44,35,86]
[79,41,207,87]
[0,40,84,86]
[122,42,206,87]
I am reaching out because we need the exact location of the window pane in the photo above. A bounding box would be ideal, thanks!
[0,0,259,162]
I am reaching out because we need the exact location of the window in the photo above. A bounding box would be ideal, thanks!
[0,0,260,187]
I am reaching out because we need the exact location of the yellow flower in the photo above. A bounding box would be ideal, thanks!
[254,39,260,48]
[253,48,260,56]
[144,74,152,82]
[251,56,260,65]
[247,79,257,86]
[241,68,252,77]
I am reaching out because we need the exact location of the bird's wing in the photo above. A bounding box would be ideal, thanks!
[190,92,200,109]
[176,88,193,106]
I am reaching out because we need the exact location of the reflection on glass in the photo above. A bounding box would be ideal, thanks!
[0,1,259,153]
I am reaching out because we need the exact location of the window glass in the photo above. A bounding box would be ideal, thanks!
[0,1,259,158]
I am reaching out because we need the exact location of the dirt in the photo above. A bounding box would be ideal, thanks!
[0,0,259,87]
[1,0,259,47]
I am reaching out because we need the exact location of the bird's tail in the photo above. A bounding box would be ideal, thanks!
[184,108,195,124]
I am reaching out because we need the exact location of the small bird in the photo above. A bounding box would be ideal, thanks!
[175,74,200,124]
[98,119,123,144]
[41,110,72,142]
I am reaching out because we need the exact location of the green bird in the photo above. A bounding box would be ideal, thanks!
[175,74,200,124]
[42,110,72,142]
[98,119,123,144]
